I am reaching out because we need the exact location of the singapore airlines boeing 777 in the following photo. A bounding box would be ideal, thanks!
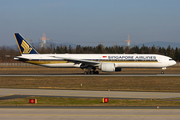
[14,33,176,74]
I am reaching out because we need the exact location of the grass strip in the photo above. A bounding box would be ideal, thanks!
[0,76,180,92]
[0,97,180,106]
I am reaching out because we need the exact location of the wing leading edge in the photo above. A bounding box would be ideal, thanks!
[51,56,100,65]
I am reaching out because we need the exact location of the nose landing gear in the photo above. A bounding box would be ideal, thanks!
[161,67,166,74]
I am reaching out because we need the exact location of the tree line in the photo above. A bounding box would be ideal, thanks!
[0,44,180,63]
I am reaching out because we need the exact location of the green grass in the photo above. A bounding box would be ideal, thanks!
[1,76,180,92]
[1,97,180,106]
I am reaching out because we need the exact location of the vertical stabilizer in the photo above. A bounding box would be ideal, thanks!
[14,33,38,54]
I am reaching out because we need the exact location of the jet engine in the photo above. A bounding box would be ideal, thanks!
[99,63,115,72]
[99,63,122,72]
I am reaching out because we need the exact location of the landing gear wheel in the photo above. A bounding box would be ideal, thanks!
[95,71,99,74]
[84,71,89,74]
[83,66,99,74]
[161,71,164,74]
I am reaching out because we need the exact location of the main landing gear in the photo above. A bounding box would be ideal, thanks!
[84,71,99,74]
[83,66,99,74]
[161,67,166,74]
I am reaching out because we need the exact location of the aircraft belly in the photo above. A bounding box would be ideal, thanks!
[116,63,160,68]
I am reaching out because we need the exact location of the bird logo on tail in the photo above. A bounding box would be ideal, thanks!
[21,40,32,54]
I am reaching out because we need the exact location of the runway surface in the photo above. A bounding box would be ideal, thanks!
[1,88,180,99]
[0,108,180,120]
[1,73,180,76]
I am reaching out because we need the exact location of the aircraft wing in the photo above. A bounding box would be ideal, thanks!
[51,56,100,65]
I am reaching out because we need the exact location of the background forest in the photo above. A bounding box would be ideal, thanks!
[0,44,180,63]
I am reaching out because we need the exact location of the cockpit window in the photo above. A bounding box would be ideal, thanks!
[169,59,174,61]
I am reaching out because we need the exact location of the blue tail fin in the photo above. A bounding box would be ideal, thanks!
[14,33,38,54]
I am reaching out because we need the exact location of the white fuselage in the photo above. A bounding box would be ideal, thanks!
[15,54,176,68]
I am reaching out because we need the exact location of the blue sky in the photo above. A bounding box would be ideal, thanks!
[0,0,180,46]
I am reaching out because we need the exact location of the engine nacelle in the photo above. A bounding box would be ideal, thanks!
[99,63,122,72]
[99,63,115,72]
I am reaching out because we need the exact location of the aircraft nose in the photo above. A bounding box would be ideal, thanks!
[169,60,176,66]
[173,60,177,65]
